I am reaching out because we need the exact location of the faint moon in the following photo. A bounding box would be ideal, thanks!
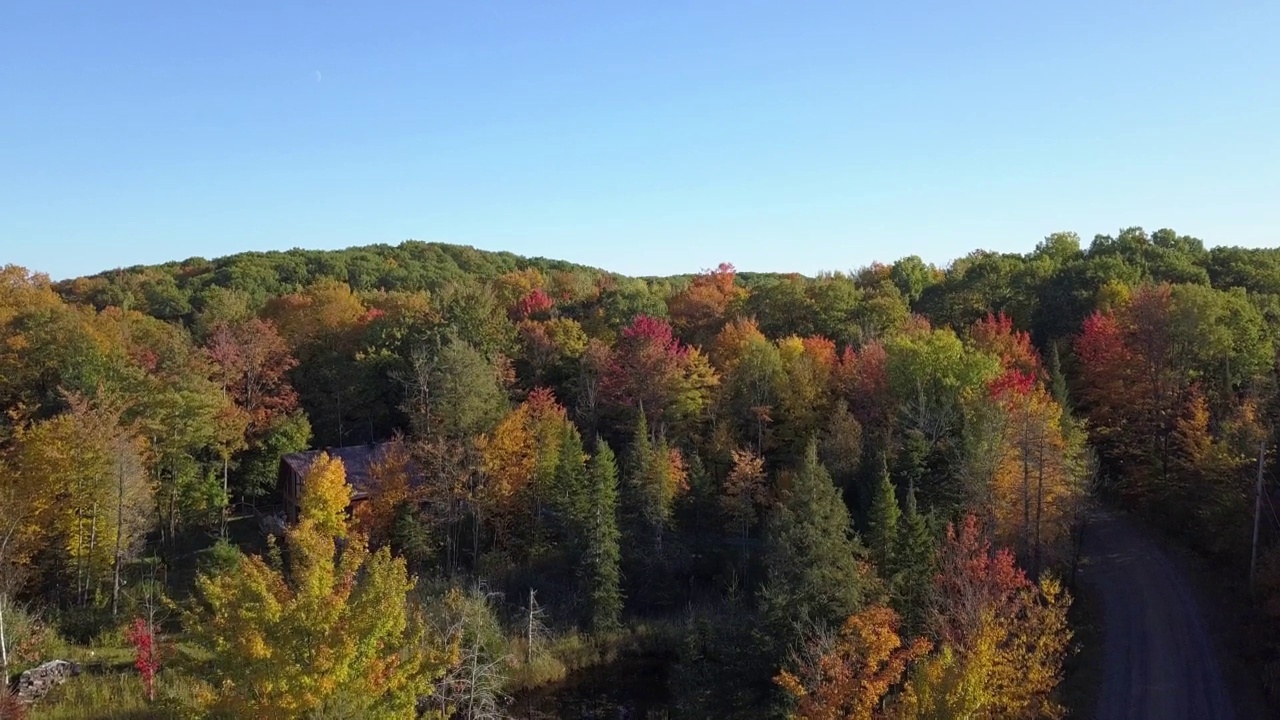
[314,71,322,82]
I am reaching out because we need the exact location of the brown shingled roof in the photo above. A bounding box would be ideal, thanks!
[281,443,418,501]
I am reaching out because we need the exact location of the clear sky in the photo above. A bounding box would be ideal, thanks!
[3,2,1279,280]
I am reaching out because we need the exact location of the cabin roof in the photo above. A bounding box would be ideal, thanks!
[281,443,417,501]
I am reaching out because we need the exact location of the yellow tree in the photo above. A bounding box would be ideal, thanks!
[909,515,1072,720]
[191,453,452,719]
[5,395,152,607]
[477,388,572,552]
[775,604,929,720]
[353,436,419,548]
[986,378,1085,571]
[775,336,834,461]
[709,317,767,374]
[721,446,770,540]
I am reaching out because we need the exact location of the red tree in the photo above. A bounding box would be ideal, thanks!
[1073,303,1179,497]
[126,617,161,702]
[600,315,689,432]
[987,369,1037,402]
[971,312,1041,378]
[204,318,299,433]
[838,341,892,438]
[511,288,555,321]
[932,514,1029,647]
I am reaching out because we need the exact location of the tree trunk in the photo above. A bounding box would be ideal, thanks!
[467,635,479,718]
[146,608,157,702]
[0,530,10,688]
[470,501,480,577]
[113,458,125,617]
[1021,408,1031,560]
[86,501,99,607]
[0,590,9,689]
[336,389,346,444]
[526,588,535,665]
[75,472,86,604]
[221,455,230,539]
[168,458,178,544]
[1034,436,1046,577]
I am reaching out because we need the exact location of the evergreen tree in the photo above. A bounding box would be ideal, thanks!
[1049,340,1069,409]
[650,435,681,550]
[680,450,716,534]
[583,440,623,633]
[621,412,654,560]
[621,412,681,556]
[895,483,936,635]
[894,431,930,505]
[867,456,900,573]
[760,441,865,652]
[551,421,589,541]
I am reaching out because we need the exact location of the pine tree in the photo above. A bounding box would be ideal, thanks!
[896,484,935,635]
[583,440,623,633]
[651,435,681,544]
[1049,341,1069,409]
[621,412,684,556]
[760,441,865,653]
[551,421,589,541]
[621,412,654,560]
[867,456,900,573]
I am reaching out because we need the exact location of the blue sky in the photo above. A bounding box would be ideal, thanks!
[3,2,1278,280]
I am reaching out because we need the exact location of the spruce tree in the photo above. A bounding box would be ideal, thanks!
[621,412,654,556]
[867,455,901,573]
[583,440,623,633]
[760,441,865,651]
[896,483,936,635]
[622,413,677,555]
[650,435,678,550]
[1049,340,1069,409]
[551,421,589,534]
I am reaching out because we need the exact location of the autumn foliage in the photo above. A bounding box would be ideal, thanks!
[191,454,450,717]
[11,227,1277,714]
[126,617,161,702]
[915,514,1072,720]
[776,605,930,720]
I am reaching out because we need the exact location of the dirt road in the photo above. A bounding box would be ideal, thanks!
[1079,510,1240,720]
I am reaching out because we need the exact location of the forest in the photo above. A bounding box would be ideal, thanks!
[2,227,1280,718]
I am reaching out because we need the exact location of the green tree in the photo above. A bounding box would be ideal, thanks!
[896,484,935,635]
[436,280,515,361]
[866,457,900,573]
[582,440,623,633]
[760,442,866,653]
[890,255,936,304]
[1048,341,1068,408]
[234,411,312,499]
[723,334,785,453]
[403,339,508,441]
[550,421,589,543]
[622,413,656,558]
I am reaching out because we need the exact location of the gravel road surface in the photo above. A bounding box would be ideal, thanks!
[1080,510,1240,720]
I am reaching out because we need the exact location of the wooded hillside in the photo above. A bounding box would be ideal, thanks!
[4,227,1280,718]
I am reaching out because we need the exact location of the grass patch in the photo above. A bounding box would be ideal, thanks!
[26,671,208,720]
[506,621,681,692]
[21,635,212,720]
